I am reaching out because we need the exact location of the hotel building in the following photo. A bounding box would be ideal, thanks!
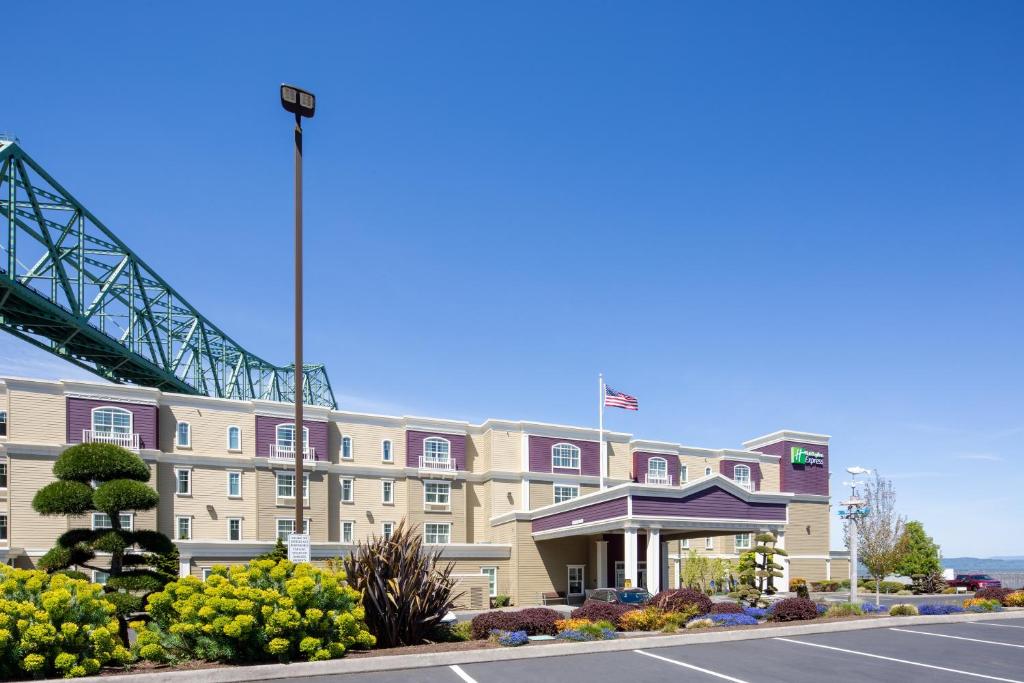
[0,376,847,607]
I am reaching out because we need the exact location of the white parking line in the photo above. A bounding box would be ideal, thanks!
[633,649,751,683]
[774,637,1024,683]
[890,627,1024,648]
[971,622,1024,629]
[450,664,479,683]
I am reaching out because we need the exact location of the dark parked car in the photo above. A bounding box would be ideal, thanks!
[949,574,1002,591]
[587,587,652,605]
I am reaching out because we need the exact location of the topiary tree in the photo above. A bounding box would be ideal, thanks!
[32,442,174,644]
[752,532,787,594]
[730,550,766,607]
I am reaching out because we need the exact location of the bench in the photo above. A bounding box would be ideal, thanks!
[541,591,567,605]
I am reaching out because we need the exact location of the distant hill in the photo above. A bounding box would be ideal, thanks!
[944,557,1024,571]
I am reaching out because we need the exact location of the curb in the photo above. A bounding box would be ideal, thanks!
[64,609,1023,683]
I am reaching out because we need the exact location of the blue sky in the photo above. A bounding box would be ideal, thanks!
[3,1,1022,556]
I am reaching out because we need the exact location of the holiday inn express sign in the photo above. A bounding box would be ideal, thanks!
[790,446,825,466]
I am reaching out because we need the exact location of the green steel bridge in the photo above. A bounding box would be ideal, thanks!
[0,138,336,408]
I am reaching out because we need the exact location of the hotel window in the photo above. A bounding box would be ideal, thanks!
[93,571,109,585]
[342,520,354,544]
[735,533,752,550]
[276,472,309,500]
[681,538,689,549]
[176,516,192,540]
[733,465,752,491]
[382,522,394,540]
[0,513,8,541]
[0,461,6,489]
[424,523,451,544]
[647,457,668,484]
[552,443,581,469]
[382,439,393,462]
[705,536,714,550]
[381,479,394,505]
[424,481,450,507]
[227,426,241,451]
[680,465,688,483]
[176,421,191,448]
[175,468,192,496]
[423,437,451,466]
[0,410,7,437]
[202,568,213,581]
[704,466,712,477]
[92,512,133,530]
[92,406,132,437]
[275,424,309,452]
[567,565,585,596]
[227,471,242,498]
[553,484,579,504]
[276,518,309,541]
[481,566,497,598]
[342,436,353,460]
[340,477,354,503]
[228,518,242,541]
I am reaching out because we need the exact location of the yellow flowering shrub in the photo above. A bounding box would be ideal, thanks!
[0,566,131,679]
[618,607,668,631]
[554,618,593,632]
[136,559,375,664]
[1004,592,1024,608]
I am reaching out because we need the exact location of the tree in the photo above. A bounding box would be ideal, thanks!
[894,521,941,578]
[844,472,907,605]
[730,550,764,607]
[32,442,174,644]
[753,531,787,594]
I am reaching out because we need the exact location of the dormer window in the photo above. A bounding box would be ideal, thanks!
[646,457,669,485]
[276,424,309,451]
[92,407,132,436]
[423,437,450,466]
[552,443,581,470]
[733,464,752,491]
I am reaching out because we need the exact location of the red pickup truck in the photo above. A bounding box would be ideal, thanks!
[948,574,1002,591]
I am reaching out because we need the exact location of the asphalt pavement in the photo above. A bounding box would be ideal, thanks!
[297,617,1024,683]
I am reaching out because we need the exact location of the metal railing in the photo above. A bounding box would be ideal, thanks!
[268,444,317,462]
[418,455,457,471]
[735,480,753,492]
[642,473,673,486]
[82,430,140,450]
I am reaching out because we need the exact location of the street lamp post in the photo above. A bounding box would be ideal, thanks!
[280,84,316,550]
[839,466,872,605]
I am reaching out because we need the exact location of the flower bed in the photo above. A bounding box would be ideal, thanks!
[647,588,713,616]
[470,608,561,640]
[767,598,819,622]
[918,603,965,615]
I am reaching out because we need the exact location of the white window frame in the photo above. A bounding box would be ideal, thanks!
[340,476,355,504]
[176,515,192,541]
[424,480,451,509]
[381,479,394,505]
[733,464,752,491]
[734,532,752,550]
[481,566,498,598]
[423,437,451,466]
[93,570,110,585]
[0,460,7,490]
[226,470,242,498]
[0,512,7,541]
[0,410,7,438]
[341,435,353,460]
[276,472,309,502]
[552,443,581,470]
[381,439,393,462]
[424,522,451,545]
[647,457,668,482]
[567,564,585,596]
[705,536,714,550]
[275,423,309,450]
[91,406,132,436]
[553,483,579,504]
[226,425,241,452]
[681,538,690,549]
[91,512,134,531]
[227,517,243,542]
[341,520,355,544]
[174,467,192,496]
[176,421,192,448]
[680,464,688,483]
[381,521,394,539]
[704,466,712,477]
[275,518,310,541]
[202,568,213,581]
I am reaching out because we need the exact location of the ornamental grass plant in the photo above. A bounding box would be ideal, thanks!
[135,559,374,664]
[0,567,133,680]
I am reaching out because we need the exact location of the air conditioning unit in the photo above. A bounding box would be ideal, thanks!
[425,503,450,513]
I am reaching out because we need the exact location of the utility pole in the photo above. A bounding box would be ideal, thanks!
[840,466,872,605]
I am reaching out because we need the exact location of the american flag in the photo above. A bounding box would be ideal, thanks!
[604,385,639,410]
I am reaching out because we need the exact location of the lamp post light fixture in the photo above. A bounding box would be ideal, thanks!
[280,84,315,553]
[839,466,872,604]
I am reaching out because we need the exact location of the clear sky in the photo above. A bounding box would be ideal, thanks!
[3,1,1022,556]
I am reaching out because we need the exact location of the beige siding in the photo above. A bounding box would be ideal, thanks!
[9,456,67,549]
[9,385,65,444]
[759,462,780,492]
[255,468,330,542]
[789,558,827,582]
[490,480,520,516]
[529,481,554,509]
[606,441,631,480]
[337,473,407,542]
[514,521,589,604]
[405,478,467,544]
[464,482,484,543]
[830,557,851,582]
[166,465,258,542]
[159,404,255,457]
[488,430,521,472]
[333,420,405,468]
[466,433,489,474]
[784,502,829,556]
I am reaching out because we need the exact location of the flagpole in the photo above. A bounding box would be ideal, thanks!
[598,373,604,489]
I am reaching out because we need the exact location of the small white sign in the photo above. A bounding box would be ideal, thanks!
[287,533,311,563]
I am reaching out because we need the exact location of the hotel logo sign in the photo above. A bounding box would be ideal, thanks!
[790,446,824,466]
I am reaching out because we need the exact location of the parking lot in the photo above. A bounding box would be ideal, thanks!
[301,617,1024,683]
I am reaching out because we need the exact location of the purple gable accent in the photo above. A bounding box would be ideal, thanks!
[528,435,600,476]
[632,488,786,521]
[255,415,329,461]
[632,451,682,484]
[750,440,829,496]
[719,460,763,492]
[405,431,466,470]
[532,497,628,533]
[66,398,158,449]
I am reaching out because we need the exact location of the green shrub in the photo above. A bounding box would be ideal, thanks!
[889,604,919,616]
[896,590,913,596]
[136,559,374,664]
[492,595,511,608]
[823,602,863,618]
[0,567,133,679]
[862,580,907,594]
[445,622,473,642]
